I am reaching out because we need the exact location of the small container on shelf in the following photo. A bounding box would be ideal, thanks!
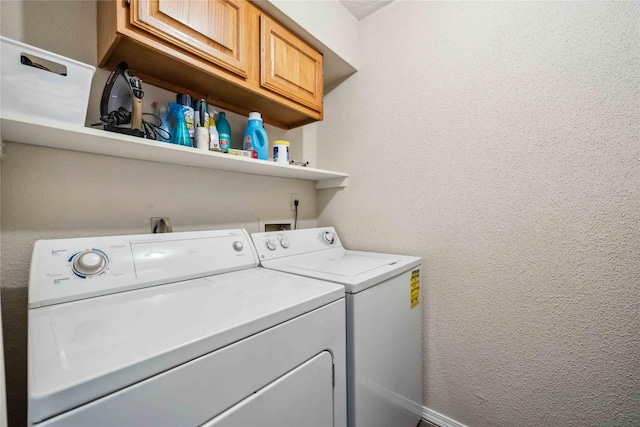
[273,140,290,164]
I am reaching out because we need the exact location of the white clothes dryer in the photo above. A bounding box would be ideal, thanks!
[252,227,423,427]
[28,229,346,427]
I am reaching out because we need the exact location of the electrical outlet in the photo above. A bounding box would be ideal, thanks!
[291,193,299,211]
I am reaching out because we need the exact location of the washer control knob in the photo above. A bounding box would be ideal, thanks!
[322,231,335,245]
[266,240,277,251]
[232,241,244,252]
[72,250,107,276]
[280,238,290,249]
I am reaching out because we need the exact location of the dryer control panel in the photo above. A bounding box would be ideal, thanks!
[29,229,258,308]
[252,227,343,261]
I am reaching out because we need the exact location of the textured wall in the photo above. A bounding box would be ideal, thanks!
[0,2,317,425]
[317,2,640,426]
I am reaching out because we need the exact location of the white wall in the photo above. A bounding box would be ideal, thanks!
[318,2,640,426]
[0,2,318,425]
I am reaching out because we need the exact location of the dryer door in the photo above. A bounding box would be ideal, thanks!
[204,351,333,427]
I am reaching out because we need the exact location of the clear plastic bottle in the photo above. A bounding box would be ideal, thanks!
[155,103,171,142]
[176,94,194,142]
[167,102,192,147]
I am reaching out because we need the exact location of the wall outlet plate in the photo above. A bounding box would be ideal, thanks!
[291,193,299,211]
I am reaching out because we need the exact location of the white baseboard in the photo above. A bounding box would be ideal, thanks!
[421,406,467,427]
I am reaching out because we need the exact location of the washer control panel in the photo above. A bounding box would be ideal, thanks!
[252,227,343,261]
[29,229,258,308]
[322,231,335,245]
[280,237,291,248]
[265,239,277,251]
[70,249,109,278]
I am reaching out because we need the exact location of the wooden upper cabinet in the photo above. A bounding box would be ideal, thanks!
[98,0,323,128]
[260,15,323,112]
[130,0,247,78]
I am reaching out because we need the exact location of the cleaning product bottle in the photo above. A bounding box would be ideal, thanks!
[167,102,192,147]
[207,104,220,151]
[194,99,210,151]
[216,111,231,153]
[155,103,171,142]
[243,112,268,160]
[194,99,209,129]
[176,94,194,142]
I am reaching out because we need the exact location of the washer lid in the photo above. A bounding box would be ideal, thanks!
[28,268,344,424]
[292,251,400,276]
[262,249,421,293]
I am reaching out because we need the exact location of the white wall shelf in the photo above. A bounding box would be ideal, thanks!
[0,113,349,189]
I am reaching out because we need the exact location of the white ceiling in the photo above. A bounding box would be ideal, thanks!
[339,0,394,20]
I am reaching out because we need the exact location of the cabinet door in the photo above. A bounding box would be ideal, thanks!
[260,15,323,112]
[130,0,247,78]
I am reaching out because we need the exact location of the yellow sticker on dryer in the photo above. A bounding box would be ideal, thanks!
[410,269,420,308]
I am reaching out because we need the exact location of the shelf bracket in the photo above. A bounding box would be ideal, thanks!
[315,176,348,190]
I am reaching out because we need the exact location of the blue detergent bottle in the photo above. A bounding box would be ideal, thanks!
[167,102,193,147]
[243,112,268,160]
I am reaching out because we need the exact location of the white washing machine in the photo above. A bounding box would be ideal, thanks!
[28,229,347,427]
[252,227,423,427]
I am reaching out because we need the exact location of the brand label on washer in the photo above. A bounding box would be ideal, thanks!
[410,269,420,308]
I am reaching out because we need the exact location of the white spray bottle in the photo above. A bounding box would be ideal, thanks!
[207,104,220,151]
